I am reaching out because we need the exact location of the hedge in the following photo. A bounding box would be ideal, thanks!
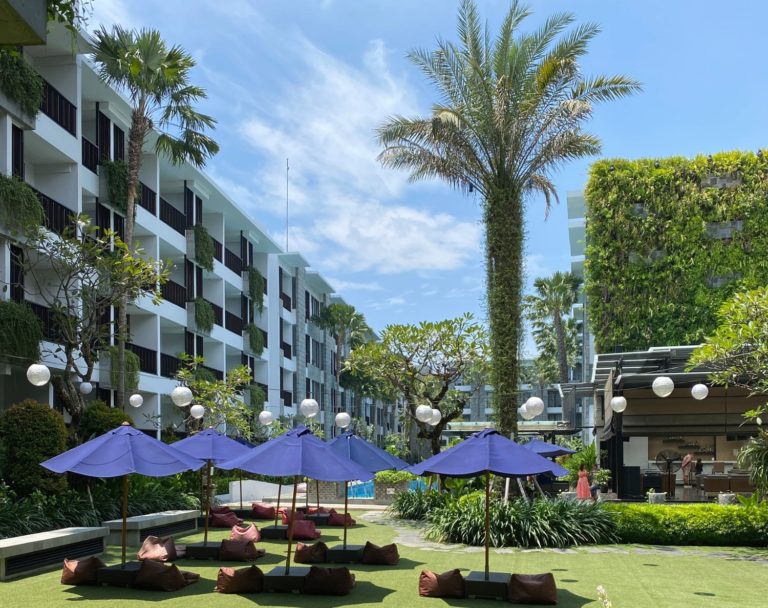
[79,401,132,441]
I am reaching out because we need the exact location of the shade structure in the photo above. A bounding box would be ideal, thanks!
[172,428,252,545]
[41,423,202,565]
[408,428,568,580]
[522,439,576,459]
[328,430,408,473]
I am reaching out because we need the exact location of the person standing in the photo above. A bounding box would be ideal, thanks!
[576,463,592,500]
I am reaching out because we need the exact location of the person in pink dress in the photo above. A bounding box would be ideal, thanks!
[576,464,592,500]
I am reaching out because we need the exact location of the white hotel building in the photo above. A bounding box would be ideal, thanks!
[0,26,397,440]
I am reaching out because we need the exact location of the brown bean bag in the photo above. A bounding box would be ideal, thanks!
[230,523,261,543]
[280,509,306,525]
[327,510,356,526]
[60,556,105,585]
[215,565,264,594]
[290,519,321,540]
[219,539,265,561]
[419,569,465,598]
[251,502,276,519]
[210,505,232,514]
[134,559,198,592]
[361,541,399,565]
[303,565,356,596]
[294,541,329,564]
[307,506,330,514]
[137,535,178,562]
[209,511,243,527]
[508,573,558,605]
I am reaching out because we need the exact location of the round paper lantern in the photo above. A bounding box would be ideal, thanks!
[79,381,93,395]
[258,410,274,426]
[128,394,143,408]
[335,412,351,429]
[300,398,319,418]
[190,404,205,419]
[691,383,709,401]
[610,396,627,413]
[171,386,193,407]
[652,376,675,398]
[526,396,545,417]
[26,363,50,387]
[428,408,442,425]
[519,404,536,420]
[415,404,433,422]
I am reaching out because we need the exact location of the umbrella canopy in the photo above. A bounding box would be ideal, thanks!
[328,430,408,473]
[522,439,576,459]
[172,428,252,463]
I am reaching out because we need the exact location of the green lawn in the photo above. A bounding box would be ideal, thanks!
[2,510,767,607]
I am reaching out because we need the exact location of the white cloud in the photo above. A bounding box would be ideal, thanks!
[90,0,137,28]
[326,278,384,292]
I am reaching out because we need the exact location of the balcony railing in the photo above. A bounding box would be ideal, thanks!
[281,390,293,408]
[40,80,77,136]
[160,353,182,379]
[201,365,224,381]
[205,299,223,326]
[224,247,242,274]
[27,301,58,342]
[212,238,223,262]
[159,198,185,235]
[160,280,186,308]
[126,342,157,375]
[31,187,73,236]
[138,182,156,215]
[261,328,268,347]
[281,341,292,360]
[280,292,292,311]
[225,311,243,334]
[82,137,98,173]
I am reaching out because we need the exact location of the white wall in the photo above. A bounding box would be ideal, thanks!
[623,436,649,468]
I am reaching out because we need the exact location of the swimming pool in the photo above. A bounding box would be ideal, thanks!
[347,478,427,499]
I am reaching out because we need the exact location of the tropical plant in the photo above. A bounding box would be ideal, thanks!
[79,401,132,441]
[248,266,265,314]
[0,300,42,365]
[388,488,448,520]
[560,442,597,488]
[109,346,140,393]
[0,174,44,234]
[194,297,214,333]
[374,470,416,485]
[101,159,128,212]
[91,25,219,408]
[193,223,214,272]
[377,0,639,437]
[245,323,264,354]
[312,302,371,387]
[0,49,43,117]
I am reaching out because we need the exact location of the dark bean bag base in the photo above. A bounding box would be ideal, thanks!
[508,573,558,605]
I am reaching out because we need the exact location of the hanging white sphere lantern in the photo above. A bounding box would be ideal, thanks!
[652,376,675,398]
[26,363,51,387]
[691,383,709,401]
[428,408,442,426]
[300,398,319,418]
[128,394,143,408]
[171,386,193,407]
[526,396,545,417]
[79,381,93,395]
[610,395,628,413]
[258,410,274,426]
[190,404,205,419]
[335,412,351,429]
[415,404,433,422]
[519,404,536,420]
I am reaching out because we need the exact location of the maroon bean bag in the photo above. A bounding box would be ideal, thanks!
[303,565,356,596]
[294,541,329,564]
[134,560,199,592]
[211,505,233,514]
[290,519,321,540]
[219,539,265,562]
[508,573,558,605]
[327,510,356,526]
[419,569,465,598]
[209,511,243,527]
[307,506,330,515]
[361,541,399,565]
[230,523,261,543]
[60,556,105,586]
[251,502,276,519]
[137,535,178,562]
[215,565,264,594]
[281,509,306,525]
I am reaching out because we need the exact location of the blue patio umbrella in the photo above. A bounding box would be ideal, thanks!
[523,439,576,459]
[328,430,408,472]
[219,425,373,573]
[41,422,202,565]
[409,428,568,580]
[172,428,252,545]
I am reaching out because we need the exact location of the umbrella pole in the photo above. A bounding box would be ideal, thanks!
[517,478,530,503]
[274,482,282,527]
[239,470,243,511]
[315,479,320,510]
[484,470,490,581]
[121,475,128,567]
[305,476,309,510]
[203,459,212,545]
[533,477,546,498]
[284,475,299,575]
[343,480,349,549]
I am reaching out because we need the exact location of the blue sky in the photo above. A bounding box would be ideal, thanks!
[91,1,768,355]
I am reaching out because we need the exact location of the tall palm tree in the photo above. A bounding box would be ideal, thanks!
[91,26,219,407]
[377,0,639,437]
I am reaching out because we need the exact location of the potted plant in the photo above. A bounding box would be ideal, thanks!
[593,468,611,492]
[647,488,666,504]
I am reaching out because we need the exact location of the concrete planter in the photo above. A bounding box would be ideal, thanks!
[559,491,578,501]
[648,492,666,504]
[718,492,737,505]
[374,481,408,505]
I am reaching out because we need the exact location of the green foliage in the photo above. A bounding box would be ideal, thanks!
[248,384,266,408]
[101,160,128,212]
[561,443,597,488]
[246,323,264,354]
[193,224,214,272]
[586,152,768,353]
[0,49,43,117]
[605,502,768,546]
[736,432,768,496]
[388,489,448,520]
[0,173,44,234]
[0,300,42,365]
[374,470,416,485]
[194,296,214,333]
[79,401,132,441]
[247,266,264,313]
[426,495,617,548]
[0,400,67,497]
[109,346,139,391]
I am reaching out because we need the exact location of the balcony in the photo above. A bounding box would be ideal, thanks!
[126,342,157,375]
[225,311,243,335]
[82,137,98,174]
[201,365,224,381]
[212,238,223,263]
[224,247,242,274]
[40,80,77,136]
[32,187,73,236]
[160,353,182,379]
[280,293,292,311]
[281,390,293,408]
[159,198,185,235]
[160,280,186,308]
[281,341,292,360]
[138,182,157,215]
[27,301,58,342]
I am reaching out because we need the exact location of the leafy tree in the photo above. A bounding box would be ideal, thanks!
[346,313,488,455]
[377,0,639,437]
[79,401,132,442]
[91,26,219,408]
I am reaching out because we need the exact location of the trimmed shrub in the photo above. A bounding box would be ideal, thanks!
[388,488,447,520]
[375,470,416,485]
[0,300,42,365]
[0,400,68,497]
[194,224,214,272]
[194,297,214,333]
[245,324,264,353]
[79,401,132,441]
[0,49,43,116]
[0,174,44,234]
[605,502,768,546]
[101,160,128,212]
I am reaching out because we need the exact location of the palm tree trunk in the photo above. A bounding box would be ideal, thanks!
[485,187,523,438]
[553,309,569,384]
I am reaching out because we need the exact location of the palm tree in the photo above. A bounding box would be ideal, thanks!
[91,26,219,407]
[377,0,639,437]
[525,271,582,384]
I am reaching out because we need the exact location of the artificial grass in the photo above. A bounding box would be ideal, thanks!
[2,510,767,607]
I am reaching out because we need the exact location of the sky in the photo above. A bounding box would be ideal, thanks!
[89,1,768,355]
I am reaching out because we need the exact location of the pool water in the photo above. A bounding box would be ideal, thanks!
[347,479,427,499]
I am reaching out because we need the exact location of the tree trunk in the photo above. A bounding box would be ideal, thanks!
[52,375,83,439]
[553,308,569,384]
[485,187,524,438]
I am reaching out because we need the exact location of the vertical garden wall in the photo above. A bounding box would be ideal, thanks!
[585,151,768,353]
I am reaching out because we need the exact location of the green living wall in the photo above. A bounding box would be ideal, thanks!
[585,151,768,353]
